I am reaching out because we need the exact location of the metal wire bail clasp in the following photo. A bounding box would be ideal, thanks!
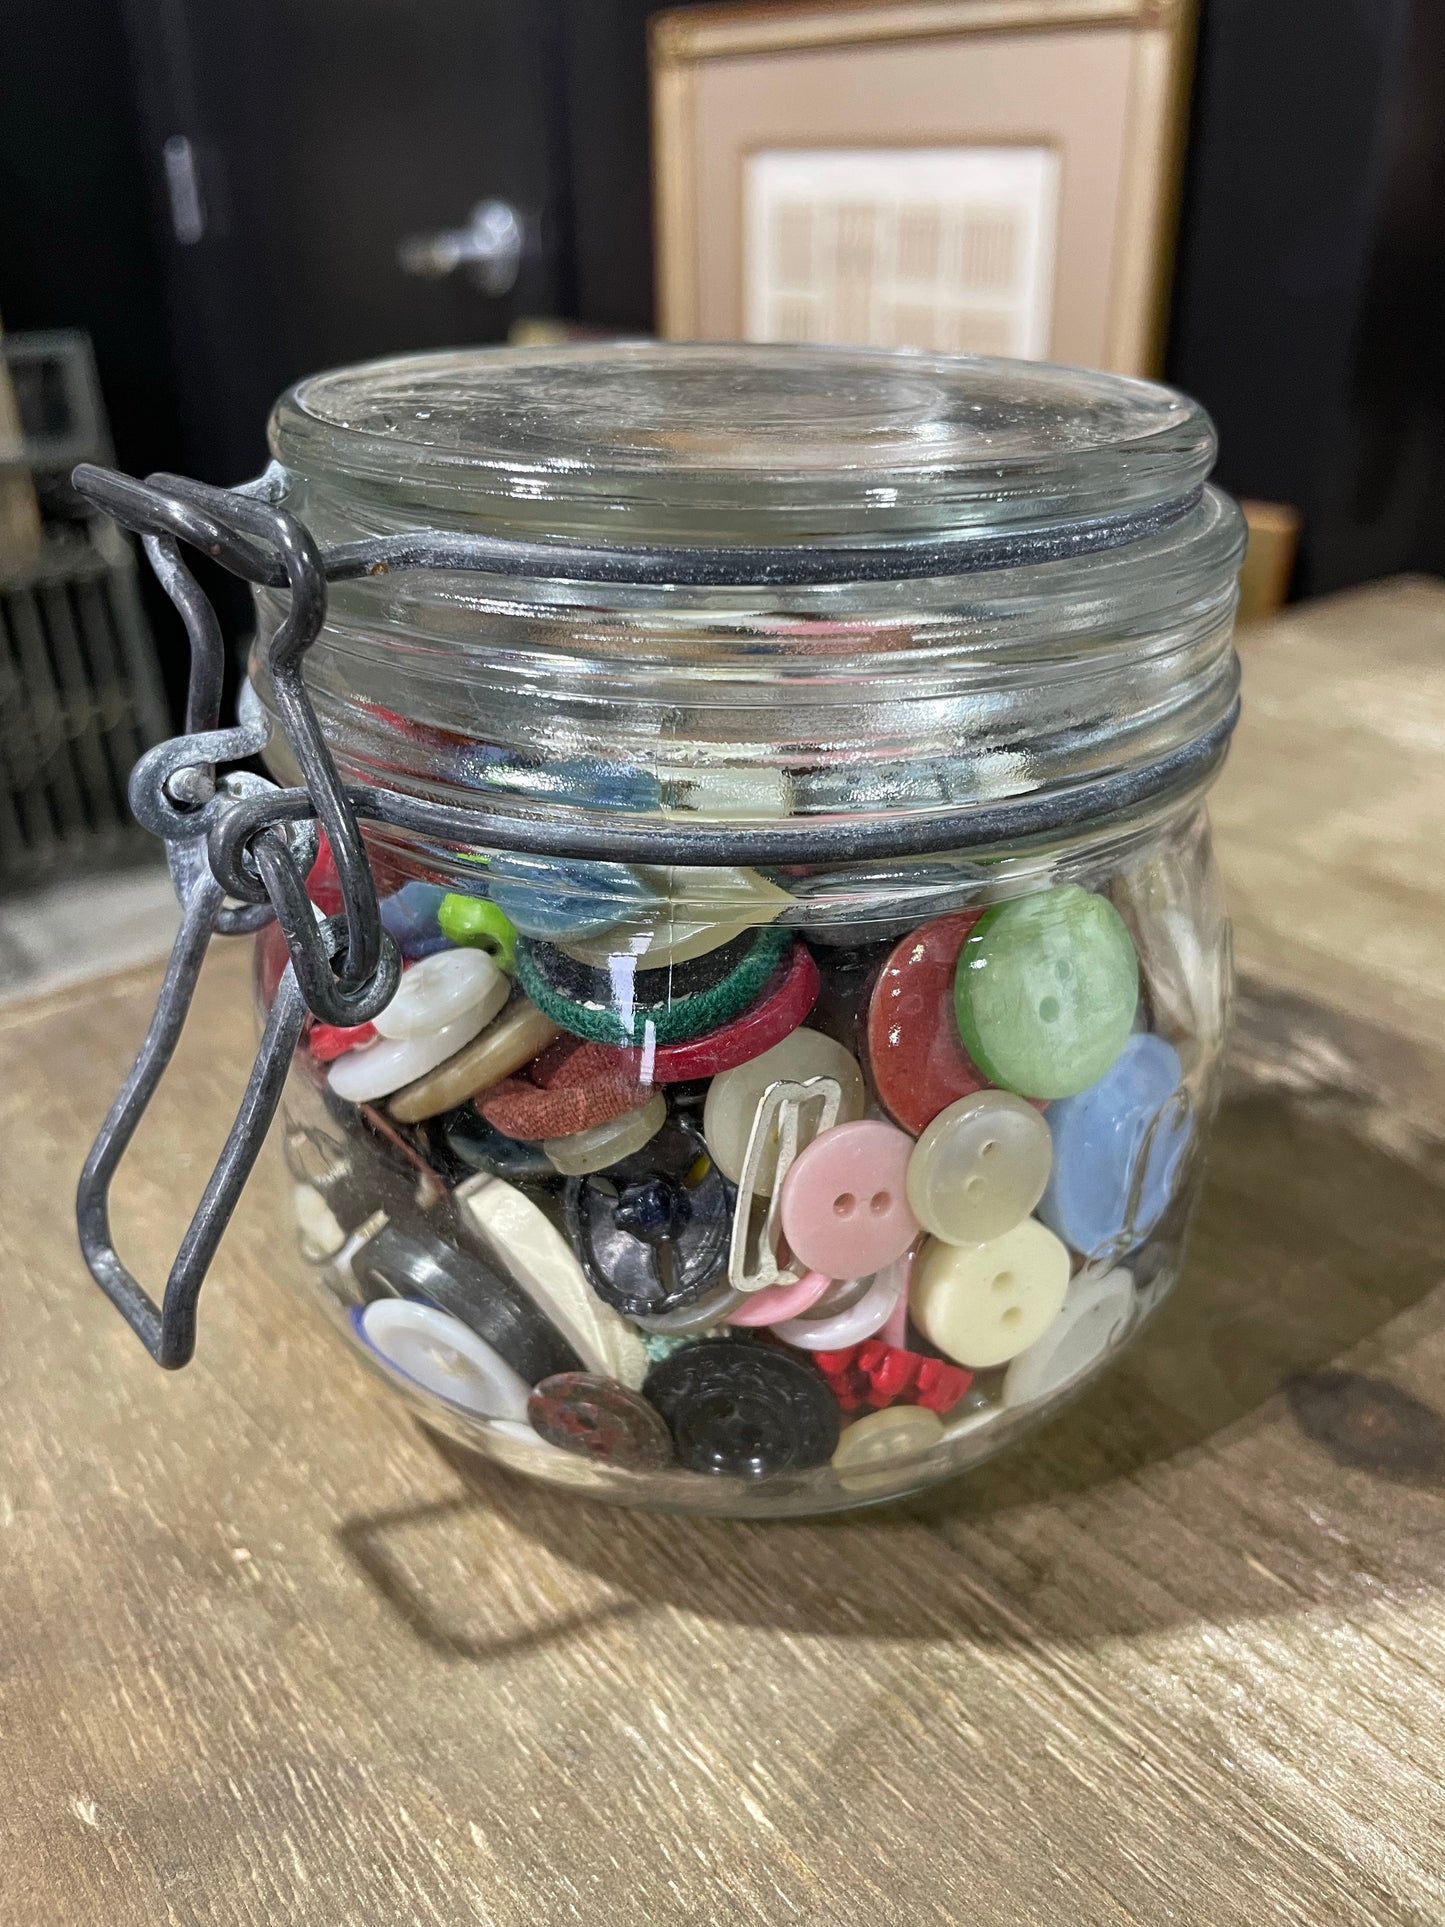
[70,464,400,1367]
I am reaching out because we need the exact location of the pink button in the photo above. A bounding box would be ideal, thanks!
[778,1120,920,1279]
[726,1270,834,1328]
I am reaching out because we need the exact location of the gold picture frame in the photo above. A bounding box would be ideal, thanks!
[650,0,1196,374]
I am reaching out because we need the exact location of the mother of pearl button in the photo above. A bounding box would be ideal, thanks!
[906,1090,1053,1246]
[328,1009,492,1103]
[354,1299,532,1420]
[372,948,509,1041]
[831,1405,946,1495]
[1001,1266,1134,1407]
[910,1217,1071,1367]
[703,1027,866,1191]
[454,1173,648,1389]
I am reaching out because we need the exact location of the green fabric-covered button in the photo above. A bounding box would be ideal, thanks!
[437,894,518,971]
[953,884,1138,1099]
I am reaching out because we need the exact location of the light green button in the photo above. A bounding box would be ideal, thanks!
[953,884,1138,1099]
[436,893,518,971]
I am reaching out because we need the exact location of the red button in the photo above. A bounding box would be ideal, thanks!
[308,1020,377,1062]
[866,912,987,1133]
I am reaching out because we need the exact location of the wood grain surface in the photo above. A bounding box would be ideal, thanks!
[4,578,1445,1925]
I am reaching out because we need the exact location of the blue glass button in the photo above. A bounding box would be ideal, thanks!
[486,855,660,939]
[1036,1033,1191,1257]
[379,880,451,960]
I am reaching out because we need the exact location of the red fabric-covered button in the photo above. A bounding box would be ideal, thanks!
[866,912,987,1133]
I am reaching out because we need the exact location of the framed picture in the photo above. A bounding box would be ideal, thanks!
[650,0,1196,374]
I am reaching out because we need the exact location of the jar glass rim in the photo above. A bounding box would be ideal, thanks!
[269,341,1217,546]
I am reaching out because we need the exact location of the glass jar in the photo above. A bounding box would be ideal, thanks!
[251,343,1243,1516]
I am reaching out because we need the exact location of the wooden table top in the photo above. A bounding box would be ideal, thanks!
[4,577,1445,1926]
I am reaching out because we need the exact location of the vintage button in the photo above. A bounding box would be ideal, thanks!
[771,1261,905,1349]
[812,1339,972,1415]
[372,948,509,1041]
[482,752,661,815]
[644,1339,840,1475]
[544,1091,668,1176]
[436,1107,554,1183]
[703,1027,867,1191]
[388,998,562,1124]
[565,1123,732,1318]
[831,1406,946,1494]
[454,1173,647,1386]
[291,1182,347,1260]
[631,1280,747,1334]
[778,1119,919,1278]
[485,854,659,940]
[954,884,1139,1099]
[353,1299,531,1421]
[906,1091,1053,1246]
[527,1373,674,1468]
[866,912,988,1133]
[328,1008,492,1104]
[726,1269,833,1327]
[516,925,790,1046]
[524,928,757,1010]
[436,894,518,971]
[911,1218,1071,1367]
[1036,1033,1190,1256]
[1001,1266,1135,1408]
[379,879,451,960]
[560,866,793,969]
[349,1221,582,1384]
[308,1019,377,1063]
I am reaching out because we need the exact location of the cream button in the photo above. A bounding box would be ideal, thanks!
[703,1027,866,1191]
[660,765,793,820]
[454,1173,648,1388]
[1001,1266,1134,1407]
[328,1009,490,1103]
[832,1405,946,1495]
[911,1218,1071,1367]
[371,948,509,1040]
[906,1091,1052,1246]
[560,866,792,969]
[543,1091,667,1176]
[387,998,561,1123]
[355,1299,531,1420]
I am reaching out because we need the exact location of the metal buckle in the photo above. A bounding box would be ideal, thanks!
[726,1076,844,1294]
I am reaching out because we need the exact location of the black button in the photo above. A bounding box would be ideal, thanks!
[565,1121,732,1317]
[644,1339,841,1476]
[350,1223,582,1384]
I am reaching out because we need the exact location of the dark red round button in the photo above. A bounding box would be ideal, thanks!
[866,912,987,1133]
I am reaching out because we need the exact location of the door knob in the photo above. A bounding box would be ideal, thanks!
[397,200,524,297]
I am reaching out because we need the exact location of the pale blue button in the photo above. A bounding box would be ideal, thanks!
[486,855,659,939]
[1036,1033,1191,1257]
[379,880,450,959]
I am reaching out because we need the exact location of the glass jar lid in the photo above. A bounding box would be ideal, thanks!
[269,341,1216,547]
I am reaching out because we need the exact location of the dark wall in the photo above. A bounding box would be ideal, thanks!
[1167,0,1445,594]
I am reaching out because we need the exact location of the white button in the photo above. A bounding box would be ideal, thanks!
[454,1173,648,1388]
[327,1008,490,1103]
[543,1091,667,1177]
[906,1091,1052,1246]
[292,1182,346,1260]
[703,1027,866,1190]
[832,1406,946,1495]
[1001,1266,1134,1407]
[771,1260,904,1349]
[560,866,792,969]
[910,1218,1071,1367]
[372,949,509,1040]
[357,1298,531,1420]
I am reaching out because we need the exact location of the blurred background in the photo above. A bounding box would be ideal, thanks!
[1,0,1443,988]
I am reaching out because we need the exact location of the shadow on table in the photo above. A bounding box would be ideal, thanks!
[337,992,1445,1657]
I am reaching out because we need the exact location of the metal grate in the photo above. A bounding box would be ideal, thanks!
[0,332,170,893]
